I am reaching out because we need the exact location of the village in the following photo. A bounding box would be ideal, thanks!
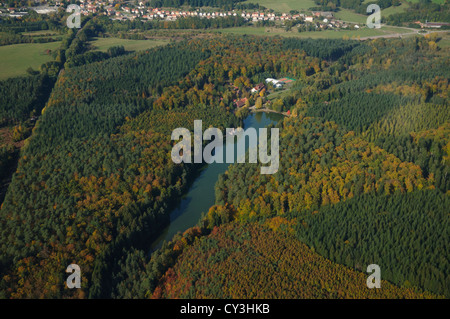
[0,1,361,30]
[3,1,450,31]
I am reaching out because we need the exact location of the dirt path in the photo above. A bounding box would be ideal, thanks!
[359,25,448,40]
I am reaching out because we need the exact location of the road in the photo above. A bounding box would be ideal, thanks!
[358,25,448,40]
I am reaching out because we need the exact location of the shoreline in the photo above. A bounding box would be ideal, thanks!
[249,105,290,117]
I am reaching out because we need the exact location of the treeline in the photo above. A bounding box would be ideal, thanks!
[50,18,129,69]
[0,20,54,33]
[0,75,54,125]
[146,16,247,29]
[0,10,65,33]
[0,32,62,46]
[64,45,127,68]
[91,15,247,34]
[387,1,450,25]
[234,2,267,11]
[3,0,35,8]
[282,38,361,61]
[312,0,401,13]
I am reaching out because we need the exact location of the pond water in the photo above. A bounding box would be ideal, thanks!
[149,112,284,251]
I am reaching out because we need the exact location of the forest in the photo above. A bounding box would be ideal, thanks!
[0,10,66,33]
[151,222,440,299]
[0,29,448,299]
[0,38,227,298]
[295,190,449,296]
[0,33,364,298]
[141,36,449,300]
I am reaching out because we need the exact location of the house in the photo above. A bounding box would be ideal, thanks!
[321,12,334,18]
[235,98,247,108]
[423,22,450,28]
[266,78,284,88]
[305,16,313,23]
[313,11,334,18]
[251,83,265,93]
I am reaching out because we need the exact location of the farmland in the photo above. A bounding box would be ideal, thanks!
[213,26,404,39]
[334,9,368,24]
[242,0,316,12]
[0,41,61,80]
[88,37,170,52]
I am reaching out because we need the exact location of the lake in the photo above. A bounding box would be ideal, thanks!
[150,111,284,251]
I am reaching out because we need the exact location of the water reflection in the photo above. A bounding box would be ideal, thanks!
[149,112,283,252]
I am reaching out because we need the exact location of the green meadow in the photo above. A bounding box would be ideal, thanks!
[20,30,61,37]
[242,0,316,12]
[382,2,410,16]
[334,9,368,24]
[88,37,170,52]
[214,26,388,39]
[0,41,61,80]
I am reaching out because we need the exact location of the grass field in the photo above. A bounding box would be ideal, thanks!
[242,0,316,12]
[382,3,410,17]
[89,37,170,52]
[312,3,409,25]
[0,41,61,80]
[21,30,60,37]
[214,26,388,39]
[334,9,368,24]
[267,88,293,101]
[380,26,414,34]
[436,32,450,48]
